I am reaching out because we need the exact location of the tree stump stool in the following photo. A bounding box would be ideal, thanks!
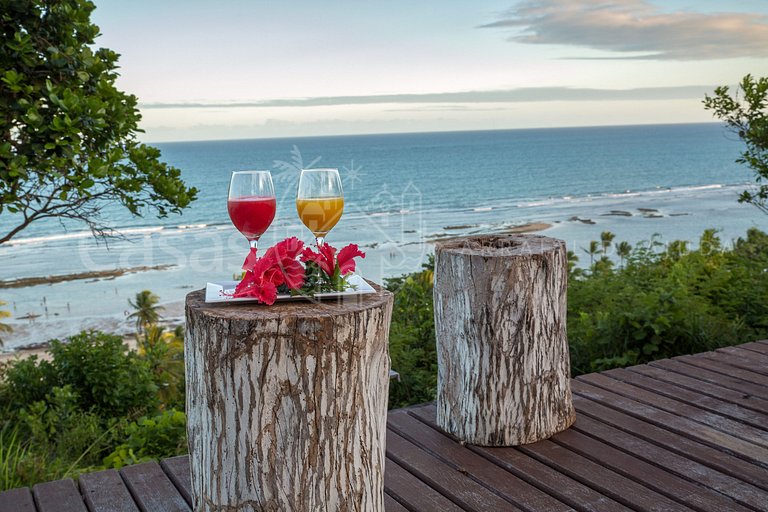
[434,234,575,446]
[184,285,393,511]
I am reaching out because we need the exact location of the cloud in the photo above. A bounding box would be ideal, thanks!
[480,0,768,60]
[139,85,715,109]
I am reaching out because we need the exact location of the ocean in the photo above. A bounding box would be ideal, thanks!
[1,123,766,349]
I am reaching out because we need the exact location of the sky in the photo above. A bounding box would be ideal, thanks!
[91,0,768,142]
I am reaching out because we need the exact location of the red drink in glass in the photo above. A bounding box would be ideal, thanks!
[227,195,277,240]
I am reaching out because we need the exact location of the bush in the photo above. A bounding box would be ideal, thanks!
[19,386,111,465]
[2,330,157,418]
[103,409,187,469]
[0,329,183,490]
[568,228,768,373]
[386,256,438,409]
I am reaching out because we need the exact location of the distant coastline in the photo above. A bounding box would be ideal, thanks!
[0,264,175,289]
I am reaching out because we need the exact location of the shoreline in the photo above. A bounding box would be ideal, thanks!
[0,334,140,364]
[2,183,764,351]
[426,222,551,243]
[0,264,176,290]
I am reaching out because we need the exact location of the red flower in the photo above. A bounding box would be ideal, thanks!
[270,237,306,289]
[232,237,306,304]
[301,243,336,276]
[233,253,279,304]
[301,243,365,277]
[337,244,365,274]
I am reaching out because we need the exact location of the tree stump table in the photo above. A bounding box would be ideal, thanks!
[434,234,575,446]
[184,285,393,512]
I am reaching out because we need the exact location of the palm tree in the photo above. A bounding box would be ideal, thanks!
[615,241,632,268]
[0,300,12,347]
[566,250,583,277]
[600,231,616,257]
[128,290,164,334]
[584,240,600,266]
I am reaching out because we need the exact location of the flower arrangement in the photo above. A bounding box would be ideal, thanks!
[230,237,365,304]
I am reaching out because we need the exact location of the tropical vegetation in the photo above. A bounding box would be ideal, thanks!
[704,74,768,214]
[0,294,185,489]
[0,0,197,244]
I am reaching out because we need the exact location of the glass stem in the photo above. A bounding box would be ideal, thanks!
[315,236,325,248]
[249,239,258,253]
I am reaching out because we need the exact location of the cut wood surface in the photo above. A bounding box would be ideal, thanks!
[185,285,393,511]
[434,234,575,445]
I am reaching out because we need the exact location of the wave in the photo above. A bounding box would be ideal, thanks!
[512,182,739,210]
[6,226,166,246]
[1,181,745,248]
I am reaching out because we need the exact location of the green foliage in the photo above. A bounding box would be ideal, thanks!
[704,75,768,214]
[0,0,197,244]
[386,256,437,409]
[18,386,111,468]
[128,290,164,334]
[0,428,27,490]
[2,330,156,418]
[0,327,188,490]
[138,325,184,409]
[103,409,187,469]
[568,229,768,373]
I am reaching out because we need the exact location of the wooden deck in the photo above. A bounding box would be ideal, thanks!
[2,341,768,511]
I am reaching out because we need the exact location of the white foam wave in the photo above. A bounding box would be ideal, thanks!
[7,226,165,246]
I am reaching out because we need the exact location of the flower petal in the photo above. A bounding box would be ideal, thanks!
[242,247,259,271]
[317,243,337,276]
[337,244,365,275]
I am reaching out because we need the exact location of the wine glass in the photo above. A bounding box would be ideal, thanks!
[296,168,344,247]
[227,170,276,255]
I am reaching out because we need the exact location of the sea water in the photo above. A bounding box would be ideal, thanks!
[1,123,765,348]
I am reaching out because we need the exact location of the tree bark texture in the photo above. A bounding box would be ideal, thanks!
[434,234,575,446]
[185,286,393,511]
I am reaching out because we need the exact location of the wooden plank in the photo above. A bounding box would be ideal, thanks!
[649,358,768,406]
[578,373,768,452]
[32,479,87,512]
[388,409,571,512]
[0,487,36,512]
[386,429,523,511]
[572,385,768,489]
[571,413,768,511]
[384,458,465,512]
[552,424,753,511]
[408,404,632,512]
[739,341,768,356]
[702,349,768,376]
[518,438,692,511]
[79,469,139,512]
[159,456,192,507]
[610,367,768,428]
[676,353,768,388]
[716,346,768,372]
[120,462,190,512]
[383,492,409,512]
